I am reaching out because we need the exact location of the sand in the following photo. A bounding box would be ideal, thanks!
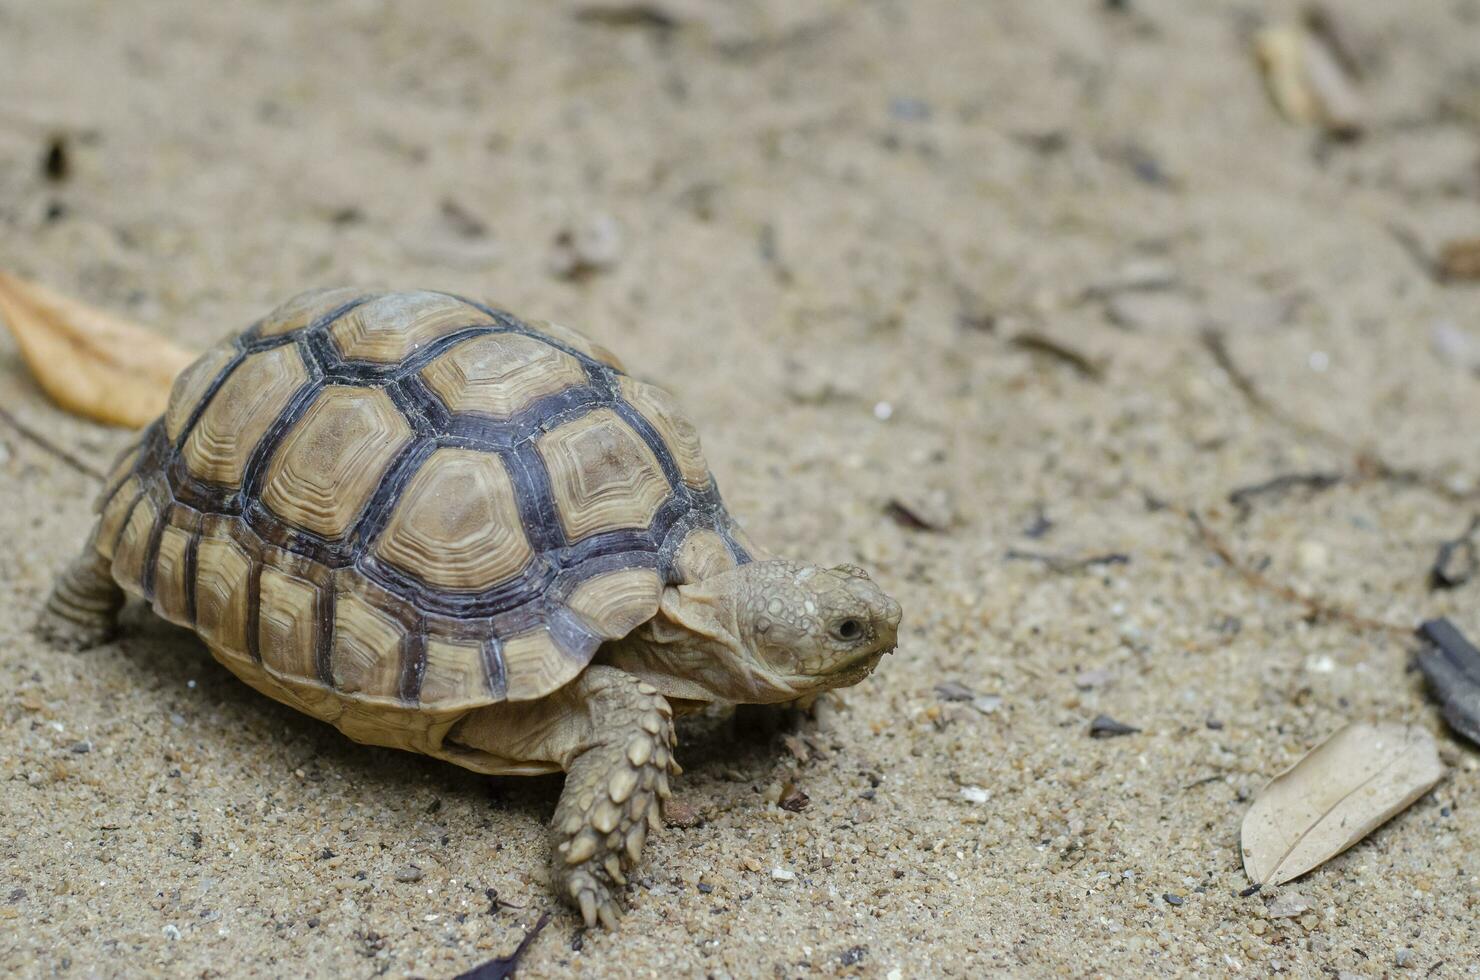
[3,1,1480,976]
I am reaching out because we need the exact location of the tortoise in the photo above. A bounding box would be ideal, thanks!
[36,288,902,927]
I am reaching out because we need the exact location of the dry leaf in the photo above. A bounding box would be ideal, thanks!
[0,271,195,427]
[1439,238,1480,282]
[1241,722,1442,886]
[1254,25,1362,137]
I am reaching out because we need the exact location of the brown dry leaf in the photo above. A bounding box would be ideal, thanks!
[1439,238,1480,282]
[1241,722,1442,886]
[0,271,195,427]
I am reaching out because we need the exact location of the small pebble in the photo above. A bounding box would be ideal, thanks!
[663,799,702,828]
[959,786,990,804]
[68,740,92,754]
[162,924,181,941]
[971,694,1003,715]
[1088,714,1141,738]
[1163,893,1184,907]
[1297,540,1329,572]
[1074,669,1115,690]
[934,681,976,702]
[770,867,796,882]
[395,866,423,883]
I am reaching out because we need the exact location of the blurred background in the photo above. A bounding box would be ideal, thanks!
[3,1,1479,976]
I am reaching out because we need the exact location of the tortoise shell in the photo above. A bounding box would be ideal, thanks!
[94,289,754,765]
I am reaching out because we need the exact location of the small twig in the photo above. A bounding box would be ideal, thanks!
[1183,506,1406,638]
[0,404,104,480]
[455,912,551,980]
[1008,332,1105,380]
[1384,222,1441,280]
[1201,328,1478,505]
[1228,471,1344,521]
[1004,549,1129,573]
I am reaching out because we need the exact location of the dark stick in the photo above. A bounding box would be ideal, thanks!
[455,912,552,980]
[0,405,104,480]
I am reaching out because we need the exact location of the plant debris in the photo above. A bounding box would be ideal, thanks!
[883,493,952,532]
[573,4,679,32]
[1266,891,1312,919]
[1005,549,1130,574]
[1088,714,1140,738]
[1240,722,1443,887]
[1416,618,1480,746]
[454,913,550,980]
[933,681,977,702]
[0,405,104,480]
[440,197,489,239]
[548,213,623,281]
[1438,238,1480,282]
[0,271,195,427]
[1228,471,1344,521]
[778,783,810,812]
[1254,22,1363,137]
[1430,517,1480,589]
[1008,332,1105,380]
[42,135,69,182]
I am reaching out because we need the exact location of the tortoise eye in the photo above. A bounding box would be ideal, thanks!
[833,618,864,641]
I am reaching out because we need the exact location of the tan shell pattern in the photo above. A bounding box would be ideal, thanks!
[95,288,752,717]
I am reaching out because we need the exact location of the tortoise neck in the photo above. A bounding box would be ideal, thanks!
[596,585,793,704]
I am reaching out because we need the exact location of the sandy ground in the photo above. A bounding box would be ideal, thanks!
[3,0,1480,976]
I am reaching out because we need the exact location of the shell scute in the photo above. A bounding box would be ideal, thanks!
[182,344,308,487]
[329,291,496,364]
[260,385,413,539]
[538,408,670,542]
[617,376,710,489]
[331,587,409,701]
[258,565,322,684]
[421,333,587,418]
[374,448,532,591]
[258,287,368,339]
[193,529,254,655]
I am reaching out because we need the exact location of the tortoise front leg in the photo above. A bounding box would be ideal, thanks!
[451,664,679,927]
[549,666,678,927]
[35,544,123,650]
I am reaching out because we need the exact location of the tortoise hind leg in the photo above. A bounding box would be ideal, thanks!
[36,545,124,650]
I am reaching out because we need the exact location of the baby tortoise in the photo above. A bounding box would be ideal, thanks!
[37,289,901,927]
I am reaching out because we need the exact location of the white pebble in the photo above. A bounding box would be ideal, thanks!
[873,401,894,421]
[959,786,990,804]
[770,867,796,882]
[1297,540,1328,572]
[162,924,181,941]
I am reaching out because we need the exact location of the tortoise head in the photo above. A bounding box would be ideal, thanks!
[604,558,899,703]
[732,559,901,693]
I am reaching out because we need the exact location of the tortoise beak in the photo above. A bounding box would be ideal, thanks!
[877,596,902,654]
